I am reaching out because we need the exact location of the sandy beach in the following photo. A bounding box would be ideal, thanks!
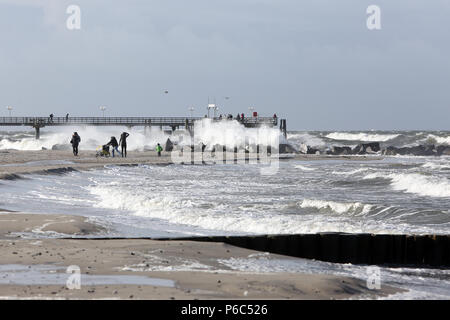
[0,149,401,299]
[0,149,383,179]
[0,212,401,299]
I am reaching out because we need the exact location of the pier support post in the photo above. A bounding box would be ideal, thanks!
[185,118,194,137]
[280,119,287,138]
[35,126,41,140]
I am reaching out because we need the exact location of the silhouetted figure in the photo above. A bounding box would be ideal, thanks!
[165,138,174,152]
[241,113,244,120]
[156,143,163,157]
[119,132,129,158]
[106,136,121,157]
[66,113,69,122]
[49,114,54,123]
[70,132,81,156]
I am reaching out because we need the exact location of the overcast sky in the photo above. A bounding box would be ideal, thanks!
[0,0,449,130]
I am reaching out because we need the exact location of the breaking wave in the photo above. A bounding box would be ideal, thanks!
[364,172,450,198]
[325,132,400,142]
[422,162,450,170]
[422,134,450,146]
[287,133,326,148]
[299,199,373,215]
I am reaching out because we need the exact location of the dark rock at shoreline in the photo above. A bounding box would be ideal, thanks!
[279,144,298,154]
[306,146,321,155]
[382,145,437,156]
[327,146,352,155]
[51,144,71,151]
[352,142,381,154]
[436,145,450,156]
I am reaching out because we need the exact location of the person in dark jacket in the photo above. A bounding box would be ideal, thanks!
[106,136,121,157]
[119,132,130,158]
[70,132,81,156]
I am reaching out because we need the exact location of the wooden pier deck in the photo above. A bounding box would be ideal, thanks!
[0,116,282,139]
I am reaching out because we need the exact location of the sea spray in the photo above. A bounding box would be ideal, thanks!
[0,119,284,151]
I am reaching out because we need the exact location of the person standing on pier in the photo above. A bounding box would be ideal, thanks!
[70,132,81,156]
[106,136,121,157]
[119,132,130,158]
[66,113,69,122]
[49,114,54,123]
[156,143,163,157]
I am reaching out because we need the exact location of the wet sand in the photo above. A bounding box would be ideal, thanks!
[0,213,402,299]
[0,213,105,238]
[0,149,383,179]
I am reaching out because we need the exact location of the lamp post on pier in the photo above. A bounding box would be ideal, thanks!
[248,106,255,117]
[99,106,106,117]
[188,106,195,118]
[6,106,12,117]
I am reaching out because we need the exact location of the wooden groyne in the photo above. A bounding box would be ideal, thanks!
[160,233,450,268]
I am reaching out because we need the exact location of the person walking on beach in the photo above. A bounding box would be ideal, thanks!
[106,136,121,157]
[70,132,81,156]
[119,132,129,158]
[156,143,163,157]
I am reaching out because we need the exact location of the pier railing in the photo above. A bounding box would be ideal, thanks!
[0,116,278,127]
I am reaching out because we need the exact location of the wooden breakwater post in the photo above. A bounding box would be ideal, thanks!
[162,233,450,268]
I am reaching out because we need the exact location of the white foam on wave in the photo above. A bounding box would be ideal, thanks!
[422,162,450,170]
[299,199,373,215]
[192,119,282,149]
[423,134,450,145]
[287,133,326,148]
[325,132,399,142]
[0,119,283,151]
[331,168,369,175]
[0,126,170,151]
[87,184,389,234]
[364,172,450,198]
[294,165,316,171]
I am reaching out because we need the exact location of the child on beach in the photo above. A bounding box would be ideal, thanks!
[156,143,163,156]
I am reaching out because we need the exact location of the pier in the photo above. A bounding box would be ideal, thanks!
[0,116,283,139]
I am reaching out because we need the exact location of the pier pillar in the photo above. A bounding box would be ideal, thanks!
[185,118,194,137]
[35,126,40,140]
[280,119,287,138]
